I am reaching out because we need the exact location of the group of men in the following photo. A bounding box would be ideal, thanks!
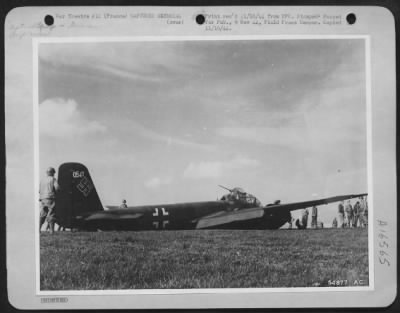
[333,197,368,228]
[290,196,368,230]
[291,205,319,229]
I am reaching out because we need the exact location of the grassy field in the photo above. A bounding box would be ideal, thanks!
[40,228,369,290]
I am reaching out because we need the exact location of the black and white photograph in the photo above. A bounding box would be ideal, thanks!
[5,5,397,309]
[37,38,370,290]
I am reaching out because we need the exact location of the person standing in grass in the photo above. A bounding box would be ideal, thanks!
[39,167,59,234]
[345,200,354,228]
[359,196,368,227]
[294,208,308,229]
[311,206,318,228]
[363,197,368,227]
[119,199,128,209]
[332,217,338,228]
[288,214,293,229]
[353,200,361,227]
[338,201,345,228]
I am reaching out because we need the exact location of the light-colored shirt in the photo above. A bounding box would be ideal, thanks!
[360,199,366,212]
[345,203,353,215]
[39,176,59,200]
[311,206,318,216]
[300,209,309,226]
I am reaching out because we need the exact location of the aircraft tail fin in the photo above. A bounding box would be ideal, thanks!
[56,162,103,228]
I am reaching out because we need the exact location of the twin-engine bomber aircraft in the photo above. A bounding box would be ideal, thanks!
[54,162,367,231]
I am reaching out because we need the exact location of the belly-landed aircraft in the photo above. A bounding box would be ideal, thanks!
[54,162,367,231]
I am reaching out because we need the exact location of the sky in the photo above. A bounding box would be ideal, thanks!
[38,39,367,227]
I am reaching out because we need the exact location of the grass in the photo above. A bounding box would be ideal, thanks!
[40,228,369,290]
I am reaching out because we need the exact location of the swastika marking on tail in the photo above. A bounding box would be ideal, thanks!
[77,177,93,197]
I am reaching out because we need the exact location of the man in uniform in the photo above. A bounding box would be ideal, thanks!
[345,200,353,228]
[311,206,318,228]
[338,201,345,228]
[302,207,309,229]
[332,217,338,228]
[39,167,59,233]
[358,196,365,227]
[295,208,309,229]
[119,199,128,209]
[288,213,294,229]
[363,197,368,227]
[353,200,361,227]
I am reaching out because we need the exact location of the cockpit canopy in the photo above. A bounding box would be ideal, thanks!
[220,187,261,207]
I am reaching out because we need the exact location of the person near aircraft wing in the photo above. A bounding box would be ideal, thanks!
[362,197,368,227]
[345,200,354,228]
[353,200,361,227]
[332,217,338,228]
[338,201,345,228]
[311,206,318,228]
[295,208,309,229]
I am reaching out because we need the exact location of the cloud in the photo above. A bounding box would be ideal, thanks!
[183,156,260,179]
[39,98,106,137]
[39,42,201,84]
[144,176,173,188]
[117,120,213,151]
[216,74,366,151]
[95,64,162,83]
[217,126,306,148]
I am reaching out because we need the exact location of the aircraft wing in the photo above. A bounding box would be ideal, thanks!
[195,207,265,229]
[262,193,368,215]
[195,193,367,229]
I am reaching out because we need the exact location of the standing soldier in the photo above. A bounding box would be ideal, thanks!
[332,217,338,228]
[119,199,128,209]
[288,213,294,229]
[39,167,60,234]
[338,201,345,228]
[363,197,368,227]
[301,208,309,229]
[358,197,365,227]
[311,206,318,228]
[345,200,354,228]
[295,208,309,229]
[353,200,361,227]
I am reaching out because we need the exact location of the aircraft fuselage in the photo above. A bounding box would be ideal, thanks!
[73,200,291,231]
